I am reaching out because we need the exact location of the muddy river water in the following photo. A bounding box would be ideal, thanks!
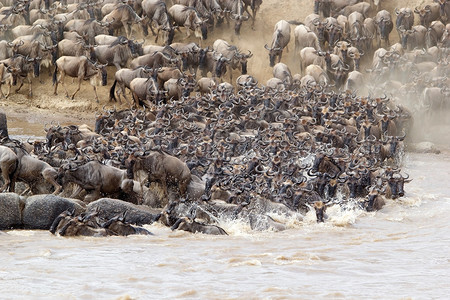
[1,119,449,299]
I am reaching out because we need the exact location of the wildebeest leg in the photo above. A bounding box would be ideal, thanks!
[0,84,5,99]
[183,28,191,40]
[155,26,161,43]
[4,80,11,98]
[69,184,83,199]
[15,77,24,93]
[42,168,62,195]
[0,167,11,192]
[148,20,157,36]
[70,77,82,100]
[179,180,188,200]
[125,22,132,39]
[118,83,128,105]
[9,173,17,193]
[27,75,33,98]
[20,186,31,196]
[92,85,100,103]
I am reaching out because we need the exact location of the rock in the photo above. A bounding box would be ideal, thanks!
[22,195,84,230]
[86,198,161,225]
[408,142,440,154]
[0,193,23,230]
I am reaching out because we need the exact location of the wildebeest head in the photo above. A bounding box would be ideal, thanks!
[313,201,326,222]
[366,190,385,211]
[44,125,64,147]
[96,63,108,86]
[166,27,175,45]
[200,21,208,40]
[398,26,410,48]
[376,17,393,40]
[128,39,144,57]
[343,172,361,199]
[236,51,252,75]
[313,18,328,42]
[214,53,230,78]
[31,57,41,78]
[197,47,208,68]
[264,44,281,67]
[231,14,249,35]
[386,172,411,199]
[395,8,411,29]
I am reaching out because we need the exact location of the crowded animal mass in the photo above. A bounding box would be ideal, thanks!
[0,0,448,238]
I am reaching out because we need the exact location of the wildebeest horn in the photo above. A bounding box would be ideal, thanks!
[264,44,271,50]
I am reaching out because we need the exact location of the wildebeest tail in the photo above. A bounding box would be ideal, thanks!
[52,64,58,85]
[109,79,117,101]
[287,20,304,25]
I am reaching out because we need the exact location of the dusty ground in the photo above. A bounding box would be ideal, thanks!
[0,0,429,132]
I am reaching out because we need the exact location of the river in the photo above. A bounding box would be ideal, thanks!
[1,120,449,299]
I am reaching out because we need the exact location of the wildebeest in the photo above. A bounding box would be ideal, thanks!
[0,54,40,98]
[196,76,217,94]
[0,40,14,61]
[243,0,262,27]
[434,0,450,23]
[109,66,154,105]
[212,39,252,81]
[414,4,441,28]
[101,4,142,39]
[272,62,292,88]
[299,47,326,74]
[59,160,142,203]
[171,216,228,235]
[169,5,208,41]
[129,77,164,107]
[93,37,138,70]
[0,145,18,192]
[57,39,93,58]
[127,151,192,200]
[336,2,371,18]
[398,25,427,51]
[0,62,13,98]
[53,56,107,102]
[141,0,175,45]
[374,10,393,47]
[219,0,249,35]
[64,18,112,45]
[164,75,196,100]
[44,124,100,149]
[2,140,62,195]
[294,24,321,54]
[265,20,291,67]
[395,7,414,37]
[130,51,179,70]
[49,208,110,237]
[344,70,364,91]
[365,189,385,211]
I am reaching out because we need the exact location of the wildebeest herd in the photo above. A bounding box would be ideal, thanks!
[0,0,449,236]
